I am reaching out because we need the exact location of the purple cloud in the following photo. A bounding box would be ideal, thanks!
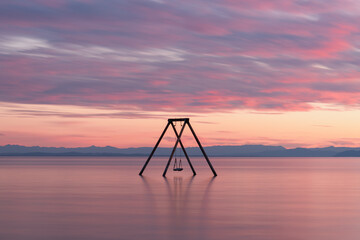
[1,0,360,112]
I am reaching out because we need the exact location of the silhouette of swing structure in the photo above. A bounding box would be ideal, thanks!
[139,118,217,177]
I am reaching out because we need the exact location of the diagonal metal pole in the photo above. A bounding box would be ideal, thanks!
[170,122,196,175]
[139,122,170,175]
[186,121,217,176]
[162,121,186,177]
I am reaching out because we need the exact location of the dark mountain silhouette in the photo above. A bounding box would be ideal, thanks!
[1,144,360,157]
[255,146,357,157]
[335,150,360,157]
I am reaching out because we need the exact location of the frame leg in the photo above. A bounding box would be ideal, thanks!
[171,122,196,175]
[187,121,217,176]
[139,122,170,175]
[162,122,186,177]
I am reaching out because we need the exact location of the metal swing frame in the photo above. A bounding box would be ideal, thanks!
[139,118,217,177]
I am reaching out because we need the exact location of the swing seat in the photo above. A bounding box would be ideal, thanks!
[173,167,183,171]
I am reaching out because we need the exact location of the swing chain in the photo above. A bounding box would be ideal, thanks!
[172,120,184,172]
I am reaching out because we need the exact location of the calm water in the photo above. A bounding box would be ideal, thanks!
[1,156,360,240]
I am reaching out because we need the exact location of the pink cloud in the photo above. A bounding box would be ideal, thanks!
[0,0,360,114]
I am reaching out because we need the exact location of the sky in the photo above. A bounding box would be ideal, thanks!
[1,0,360,148]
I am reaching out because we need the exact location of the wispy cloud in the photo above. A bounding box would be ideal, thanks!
[311,64,332,70]
[0,102,199,119]
[0,36,50,53]
[0,36,187,63]
[329,138,360,147]
[0,0,360,113]
[313,124,332,128]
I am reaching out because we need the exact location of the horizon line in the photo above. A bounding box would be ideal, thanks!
[1,144,359,150]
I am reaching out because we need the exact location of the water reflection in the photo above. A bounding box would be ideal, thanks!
[140,175,216,240]
[2,157,360,240]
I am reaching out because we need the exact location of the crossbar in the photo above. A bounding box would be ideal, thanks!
[168,118,189,122]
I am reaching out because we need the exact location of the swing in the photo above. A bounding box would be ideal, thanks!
[173,124,183,172]
[173,157,183,171]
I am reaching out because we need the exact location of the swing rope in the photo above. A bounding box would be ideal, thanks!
[173,121,183,172]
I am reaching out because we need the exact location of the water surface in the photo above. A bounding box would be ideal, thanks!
[1,157,360,240]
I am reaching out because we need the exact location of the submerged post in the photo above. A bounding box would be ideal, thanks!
[139,118,217,176]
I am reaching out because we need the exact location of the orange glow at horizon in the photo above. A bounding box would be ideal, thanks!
[1,102,360,148]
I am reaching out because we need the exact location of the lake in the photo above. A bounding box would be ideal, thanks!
[1,156,360,240]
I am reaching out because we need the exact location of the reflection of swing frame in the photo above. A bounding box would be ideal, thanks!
[139,118,217,177]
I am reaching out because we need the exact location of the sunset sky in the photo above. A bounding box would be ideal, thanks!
[1,0,360,148]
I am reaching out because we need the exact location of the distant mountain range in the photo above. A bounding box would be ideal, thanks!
[1,144,360,157]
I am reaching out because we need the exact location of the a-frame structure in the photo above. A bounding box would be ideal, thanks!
[139,118,217,177]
